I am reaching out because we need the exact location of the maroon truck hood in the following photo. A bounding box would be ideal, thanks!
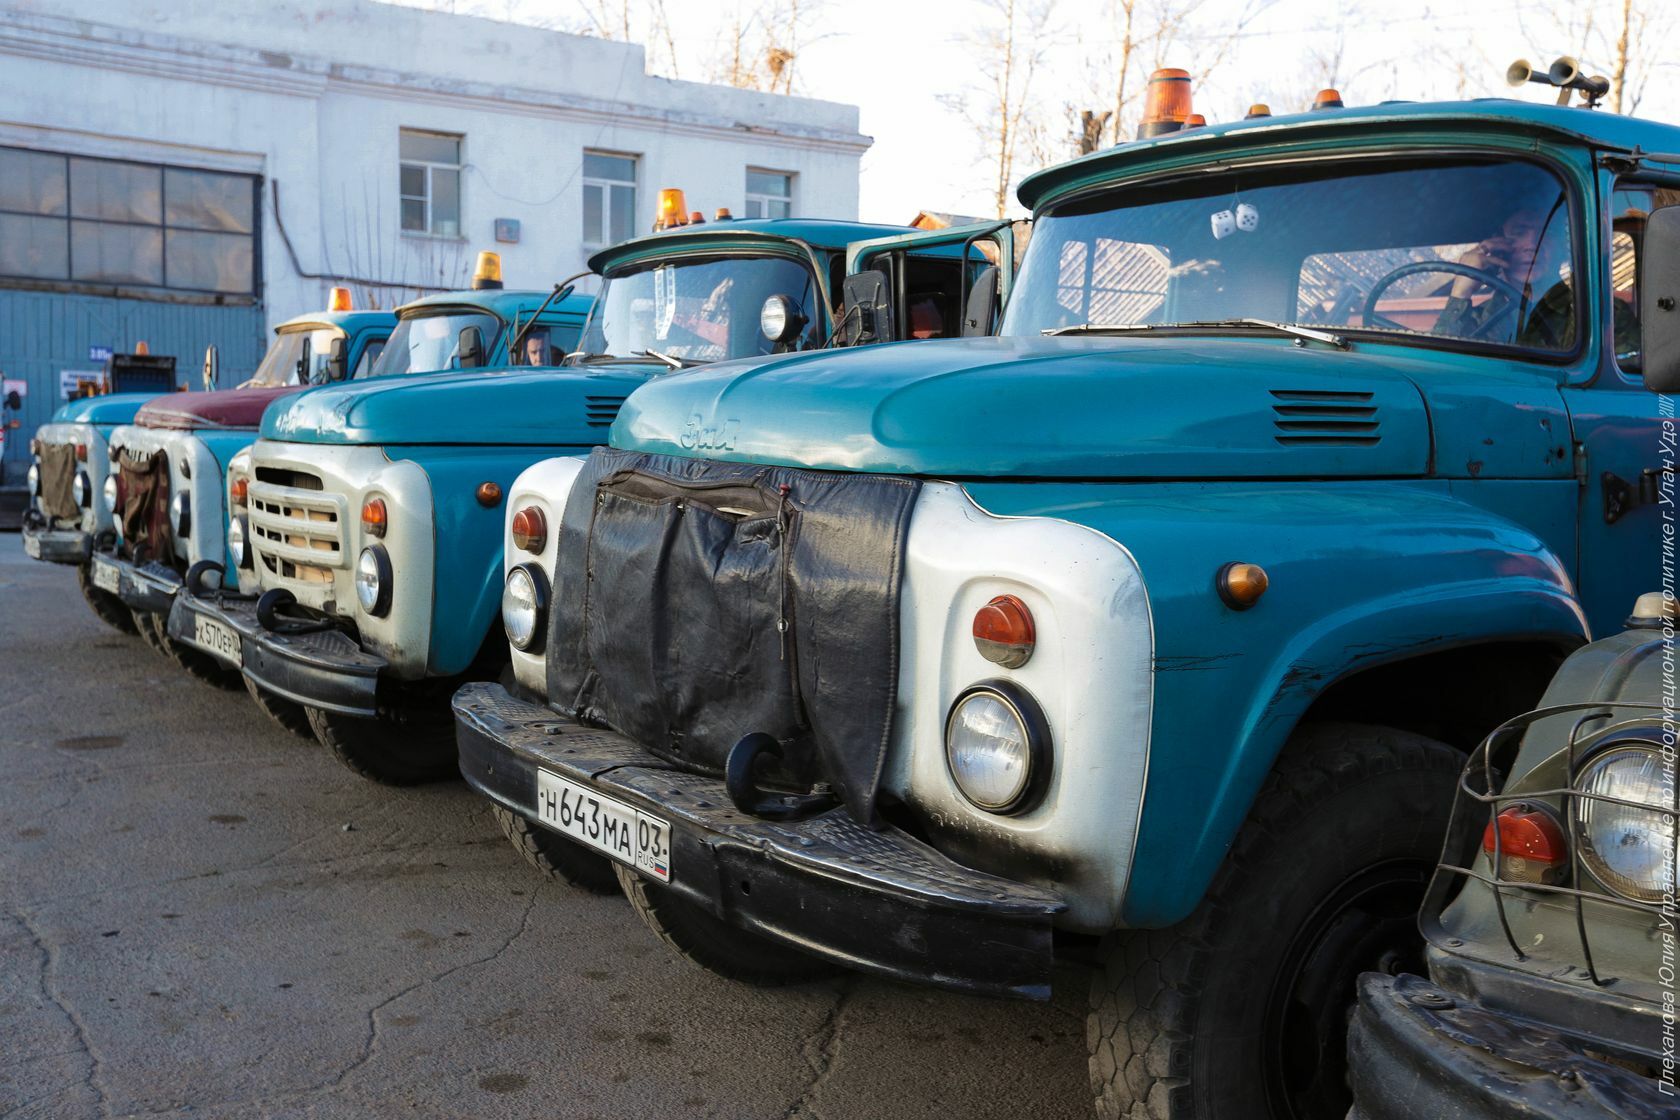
[136,385,306,430]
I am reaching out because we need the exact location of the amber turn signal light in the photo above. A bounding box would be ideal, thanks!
[476,481,503,508]
[230,477,249,505]
[360,497,387,538]
[76,442,88,461]
[973,594,1036,668]
[1482,805,1567,885]
[1216,562,1269,610]
[511,506,548,554]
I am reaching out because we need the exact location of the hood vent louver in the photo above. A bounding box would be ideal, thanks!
[585,394,628,429]
[1271,389,1380,447]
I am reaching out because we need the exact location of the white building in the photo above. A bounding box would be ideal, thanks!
[0,0,869,489]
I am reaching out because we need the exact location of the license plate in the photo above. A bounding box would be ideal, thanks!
[535,770,671,882]
[191,614,241,663]
[92,558,121,594]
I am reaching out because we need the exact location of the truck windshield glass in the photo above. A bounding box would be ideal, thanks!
[369,311,501,377]
[246,328,341,387]
[579,254,822,363]
[1003,158,1578,355]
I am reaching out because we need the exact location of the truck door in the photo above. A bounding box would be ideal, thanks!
[1568,176,1673,635]
[848,223,1019,339]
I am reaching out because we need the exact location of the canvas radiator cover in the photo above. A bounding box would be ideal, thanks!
[545,448,921,824]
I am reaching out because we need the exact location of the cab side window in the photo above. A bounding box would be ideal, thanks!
[352,339,386,379]
[1609,182,1680,373]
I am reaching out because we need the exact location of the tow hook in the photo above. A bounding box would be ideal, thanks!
[256,587,338,636]
[725,732,840,821]
[184,560,225,598]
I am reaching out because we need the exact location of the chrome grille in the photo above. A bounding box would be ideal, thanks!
[248,476,347,583]
[1270,389,1380,446]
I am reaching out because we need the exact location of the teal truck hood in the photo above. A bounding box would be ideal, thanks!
[612,335,1440,478]
[261,366,643,446]
[51,392,159,426]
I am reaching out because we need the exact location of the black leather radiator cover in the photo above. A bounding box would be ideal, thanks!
[545,449,921,825]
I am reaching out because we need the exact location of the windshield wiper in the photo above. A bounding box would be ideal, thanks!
[1045,318,1350,350]
[634,348,708,370]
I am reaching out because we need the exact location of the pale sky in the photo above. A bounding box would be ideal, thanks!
[392,1,1679,224]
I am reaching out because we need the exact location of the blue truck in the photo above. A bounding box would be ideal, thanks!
[452,89,1670,1119]
[168,219,1000,792]
[87,300,393,722]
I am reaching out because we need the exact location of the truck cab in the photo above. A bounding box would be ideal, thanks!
[453,91,1673,1120]
[89,302,392,697]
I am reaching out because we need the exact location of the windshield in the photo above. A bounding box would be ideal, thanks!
[1004,158,1578,354]
[246,328,342,388]
[369,311,501,377]
[579,254,823,362]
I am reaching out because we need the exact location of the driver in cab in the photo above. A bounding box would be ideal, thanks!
[1436,208,1575,347]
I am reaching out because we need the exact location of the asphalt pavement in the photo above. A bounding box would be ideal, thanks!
[0,533,1092,1120]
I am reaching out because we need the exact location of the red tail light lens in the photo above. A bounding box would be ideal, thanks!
[1482,805,1567,885]
[972,595,1035,668]
[361,497,387,538]
[511,506,547,554]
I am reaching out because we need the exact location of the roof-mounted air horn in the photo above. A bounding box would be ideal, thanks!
[1506,56,1610,109]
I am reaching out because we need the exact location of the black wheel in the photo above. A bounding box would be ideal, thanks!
[1087,723,1460,1120]
[306,703,460,786]
[491,803,619,893]
[615,863,834,985]
[244,676,315,739]
[132,608,173,657]
[77,563,138,634]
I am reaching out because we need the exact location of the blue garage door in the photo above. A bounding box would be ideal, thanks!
[0,291,267,483]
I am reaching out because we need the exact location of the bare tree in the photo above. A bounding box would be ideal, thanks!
[941,0,1060,217]
[1520,0,1671,115]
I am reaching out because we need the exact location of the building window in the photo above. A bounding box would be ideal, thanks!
[0,145,257,296]
[745,169,793,219]
[399,129,462,237]
[583,151,637,247]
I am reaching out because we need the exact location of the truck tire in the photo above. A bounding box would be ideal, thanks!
[491,803,619,894]
[615,864,834,986]
[132,608,173,657]
[77,563,138,634]
[1087,722,1460,1120]
[244,677,315,739]
[306,704,460,786]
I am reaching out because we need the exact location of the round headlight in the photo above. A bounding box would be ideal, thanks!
[355,546,392,616]
[944,682,1050,814]
[228,515,249,569]
[27,463,39,496]
[502,563,548,651]
[169,490,190,537]
[1576,745,1675,902]
[73,471,90,507]
[102,474,118,513]
[760,294,804,344]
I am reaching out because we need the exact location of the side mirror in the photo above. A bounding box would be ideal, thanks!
[839,270,894,346]
[3,390,20,411]
[324,337,349,383]
[458,326,485,369]
[202,345,219,392]
[962,264,1000,337]
[1642,206,1680,393]
[760,294,807,345]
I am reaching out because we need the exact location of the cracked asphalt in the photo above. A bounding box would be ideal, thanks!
[0,534,1093,1120]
